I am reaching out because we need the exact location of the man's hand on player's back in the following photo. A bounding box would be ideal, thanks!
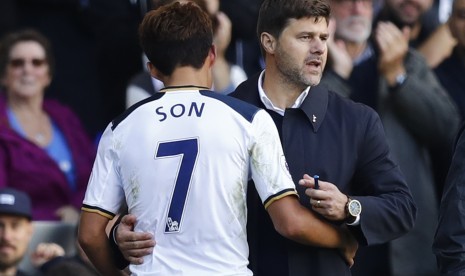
[116,214,156,264]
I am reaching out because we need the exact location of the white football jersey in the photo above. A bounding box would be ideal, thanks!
[82,87,297,276]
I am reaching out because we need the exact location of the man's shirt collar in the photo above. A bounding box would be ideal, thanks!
[257,70,310,116]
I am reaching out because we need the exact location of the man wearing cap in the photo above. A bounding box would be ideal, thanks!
[0,188,33,276]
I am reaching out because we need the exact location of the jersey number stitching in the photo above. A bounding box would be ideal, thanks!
[156,138,199,233]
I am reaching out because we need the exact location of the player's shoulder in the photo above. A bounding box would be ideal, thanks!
[111,93,164,131]
[199,90,261,123]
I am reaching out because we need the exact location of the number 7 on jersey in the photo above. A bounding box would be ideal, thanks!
[156,138,199,233]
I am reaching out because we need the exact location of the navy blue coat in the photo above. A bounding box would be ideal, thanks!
[231,74,416,276]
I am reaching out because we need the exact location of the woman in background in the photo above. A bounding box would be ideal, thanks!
[0,29,95,223]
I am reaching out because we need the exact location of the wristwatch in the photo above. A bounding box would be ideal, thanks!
[345,196,362,223]
[390,73,407,90]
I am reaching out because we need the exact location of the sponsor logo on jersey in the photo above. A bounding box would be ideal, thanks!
[167,217,180,232]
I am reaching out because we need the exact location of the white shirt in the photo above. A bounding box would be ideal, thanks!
[257,70,310,115]
[82,87,297,276]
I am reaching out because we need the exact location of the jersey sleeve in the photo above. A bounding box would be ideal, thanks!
[81,123,125,219]
[249,110,298,209]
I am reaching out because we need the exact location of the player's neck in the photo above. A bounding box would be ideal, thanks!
[161,66,212,90]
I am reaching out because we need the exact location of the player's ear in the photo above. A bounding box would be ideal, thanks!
[261,32,276,54]
[207,45,216,67]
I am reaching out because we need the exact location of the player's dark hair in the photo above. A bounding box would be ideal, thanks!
[151,0,218,32]
[257,0,331,56]
[139,1,213,76]
[189,0,220,33]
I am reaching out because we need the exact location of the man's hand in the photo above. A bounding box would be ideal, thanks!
[30,243,65,267]
[375,21,409,85]
[116,214,156,265]
[327,17,353,79]
[299,174,348,221]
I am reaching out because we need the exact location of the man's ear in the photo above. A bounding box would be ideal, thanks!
[260,32,276,54]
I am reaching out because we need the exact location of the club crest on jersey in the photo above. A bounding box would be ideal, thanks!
[156,102,205,122]
[166,217,180,232]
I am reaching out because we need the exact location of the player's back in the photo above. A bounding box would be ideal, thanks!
[84,87,296,275]
[114,88,259,275]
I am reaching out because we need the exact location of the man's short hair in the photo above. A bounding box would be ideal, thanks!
[257,0,331,55]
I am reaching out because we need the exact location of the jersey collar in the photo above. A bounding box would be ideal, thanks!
[160,85,210,92]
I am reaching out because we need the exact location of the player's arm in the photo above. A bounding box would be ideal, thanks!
[79,211,127,276]
[266,195,357,266]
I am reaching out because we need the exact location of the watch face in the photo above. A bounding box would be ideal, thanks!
[348,200,362,216]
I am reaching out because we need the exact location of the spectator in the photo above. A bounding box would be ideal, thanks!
[434,0,465,120]
[0,1,147,138]
[221,0,264,77]
[0,187,34,276]
[0,29,96,222]
[419,0,457,68]
[197,0,248,94]
[373,0,459,209]
[110,0,417,275]
[376,0,456,67]
[0,0,107,138]
[322,0,460,274]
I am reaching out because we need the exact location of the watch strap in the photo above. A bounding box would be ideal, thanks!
[345,195,358,223]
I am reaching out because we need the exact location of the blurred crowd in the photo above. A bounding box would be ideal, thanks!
[0,0,463,275]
